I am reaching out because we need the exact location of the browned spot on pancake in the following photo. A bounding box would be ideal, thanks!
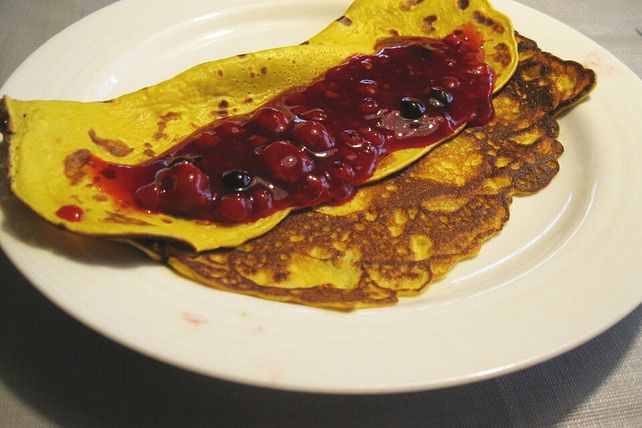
[336,15,352,26]
[300,41,310,46]
[63,149,91,185]
[250,72,257,78]
[104,211,149,226]
[143,149,155,157]
[219,100,229,109]
[161,112,180,122]
[237,54,247,58]
[400,0,424,11]
[216,110,229,118]
[423,15,437,33]
[473,11,505,33]
[161,217,173,224]
[274,272,289,282]
[92,194,108,202]
[493,42,511,67]
[154,111,181,140]
[261,66,268,74]
[0,105,10,136]
[88,129,133,157]
[458,0,470,9]
[244,97,253,103]
[217,70,224,77]
[388,29,400,36]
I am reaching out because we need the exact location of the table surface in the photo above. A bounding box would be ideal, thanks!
[1,0,641,426]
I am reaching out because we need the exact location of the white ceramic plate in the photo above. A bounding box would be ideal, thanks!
[1,0,641,393]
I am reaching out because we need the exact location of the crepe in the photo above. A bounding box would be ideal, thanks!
[133,36,595,309]
[1,0,517,252]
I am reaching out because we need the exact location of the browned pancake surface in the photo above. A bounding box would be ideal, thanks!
[140,36,595,310]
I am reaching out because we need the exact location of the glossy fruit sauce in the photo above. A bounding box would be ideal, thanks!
[55,205,84,222]
[88,28,495,224]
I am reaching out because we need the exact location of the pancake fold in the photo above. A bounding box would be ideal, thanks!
[1,0,517,252]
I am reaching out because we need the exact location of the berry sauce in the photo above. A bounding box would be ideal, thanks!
[88,28,495,224]
[56,205,84,222]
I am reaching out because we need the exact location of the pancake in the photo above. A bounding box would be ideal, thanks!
[1,0,517,252]
[135,35,596,309]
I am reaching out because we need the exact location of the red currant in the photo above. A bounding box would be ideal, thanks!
[217,193,252,222]
[251,107,291,136]
[260,140,314,184]
[157,163,211,215]
[291,121,335,152]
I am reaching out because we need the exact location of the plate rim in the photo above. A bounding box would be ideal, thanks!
[1,0,642,394]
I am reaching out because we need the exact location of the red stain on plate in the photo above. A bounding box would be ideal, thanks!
[251,325,266,334]
[268,365,284,386]
[270,373,282,385]
[181,312,208,326]
[584,52,616,76]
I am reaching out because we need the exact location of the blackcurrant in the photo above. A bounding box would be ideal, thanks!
[428,87,454,108]
[399,97,426,119]
[222,169,253,191]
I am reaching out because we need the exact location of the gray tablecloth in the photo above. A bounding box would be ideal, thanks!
[1,1,641,426]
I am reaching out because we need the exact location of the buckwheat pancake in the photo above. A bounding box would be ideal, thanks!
[133,36,595,309]
[1,0,517,252]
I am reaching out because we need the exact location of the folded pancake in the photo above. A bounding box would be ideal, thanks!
[136,36,595,309]
[1,0,517,252]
